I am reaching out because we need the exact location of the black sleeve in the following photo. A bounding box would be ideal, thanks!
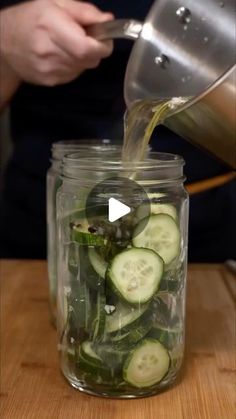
[0,0,29,10]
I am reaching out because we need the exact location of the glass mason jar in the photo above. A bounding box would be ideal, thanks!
[47,140,122,324]
[57,154,189,398]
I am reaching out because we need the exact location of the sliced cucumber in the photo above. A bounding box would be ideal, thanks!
[123,339,170,388]
[107,303,153,350]
[88,247,108,279]
[137,202,177,221]
[147,325,181,350]
[107,248,164,304]
[68,280,91,336]
[152,295,180,330]
[77,346,112,380]
[68,242,79,276]
[136,192,177,220]
[80,341,103,365]
[147,193,165,199]
[91,292,106,342]
[66,251,92,340]
[160,262,184,292]
[159,278,180,293]
[105,302,148,334]
[152,296,171,327]
[133,214,180,265]
[77,245,106,291]
[159,265,184,293]
[111,322,152,351]
[150,203,177,220]
[71,219,105,246]
[94,343,128,370]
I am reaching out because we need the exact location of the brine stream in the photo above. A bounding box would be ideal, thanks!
[122,97,187,164]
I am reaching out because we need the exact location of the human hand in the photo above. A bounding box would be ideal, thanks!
[0,0,114,86]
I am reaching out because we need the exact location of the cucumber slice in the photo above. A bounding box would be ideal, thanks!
[80,341,103,365]
[152,296,171,327]
[152,295,180,331]
[147,325,181,350]
[147,193,166,199]
[107,248,164,304]
[77,347,112,380]
[68,280,91,336]
[136,192,177,221]
[71,220,105,246]
[107,303,153,350]
[105,302,148,334]
[92,292,106,342]
[111,322,152,351]
[77,342,125,382]
[159,264,184,293]
[88,247,108,279]
[123,339,170,388]
[150,203,177,220]
[68,242,79,276]
[79,245,104,291]
[94,343,128,370]
[137,202,177,221]
[159,278,180,293]
[66,247,93,340]
[133,214,180,265]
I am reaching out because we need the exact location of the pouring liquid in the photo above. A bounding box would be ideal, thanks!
[122,97,187,163]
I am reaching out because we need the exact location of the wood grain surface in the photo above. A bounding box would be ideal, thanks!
[0,260,235,419]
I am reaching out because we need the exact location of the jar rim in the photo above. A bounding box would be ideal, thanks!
[51,140,121,160]
[63,152,184,171]
[61,152,185,185]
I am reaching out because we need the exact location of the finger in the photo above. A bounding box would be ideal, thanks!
[35,67,82,86]
[48,7,113,62]
[57,1,114,52]
[33,28,108,77]
[56,0,114,25]
[31,48,83,85]
[42,51,102,74]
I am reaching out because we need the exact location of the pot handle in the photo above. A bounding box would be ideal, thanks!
[86,19,143,41]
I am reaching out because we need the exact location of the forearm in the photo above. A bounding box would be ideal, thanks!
[0,57,21,112]
[0,3,22,112]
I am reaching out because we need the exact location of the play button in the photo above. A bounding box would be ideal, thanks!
[108,198,131,222]
[85,176,150,242]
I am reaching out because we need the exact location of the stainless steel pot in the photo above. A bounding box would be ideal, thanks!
[88,0,236,168]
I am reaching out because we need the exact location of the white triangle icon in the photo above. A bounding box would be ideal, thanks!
[108,198,131,222]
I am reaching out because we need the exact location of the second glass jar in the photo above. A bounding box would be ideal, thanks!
[46,140,122,323]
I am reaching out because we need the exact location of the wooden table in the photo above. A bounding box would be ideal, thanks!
[0,261,235,419]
